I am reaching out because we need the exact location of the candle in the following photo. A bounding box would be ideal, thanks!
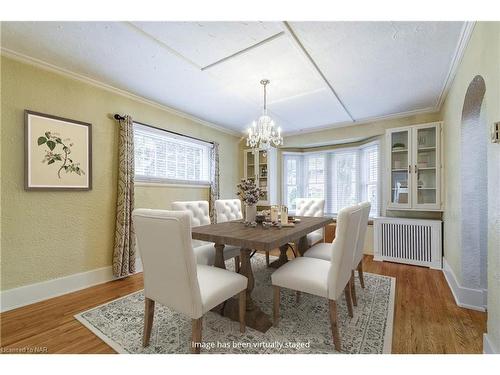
[280,205,288,225]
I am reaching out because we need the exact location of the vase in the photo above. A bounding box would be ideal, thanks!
[245,204,257,223]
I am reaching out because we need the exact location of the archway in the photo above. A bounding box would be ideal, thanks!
[460,75,487,293]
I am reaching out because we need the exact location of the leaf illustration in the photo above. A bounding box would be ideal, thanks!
[38,131,84,178]
[47,140,56,151]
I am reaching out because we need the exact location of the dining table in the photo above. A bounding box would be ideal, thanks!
[191,215,334,333]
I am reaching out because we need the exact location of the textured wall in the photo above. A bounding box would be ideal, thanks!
[1,56,240,290]
[440,22,500,350]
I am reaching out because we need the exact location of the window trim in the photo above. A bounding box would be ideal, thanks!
[133,122,213,186]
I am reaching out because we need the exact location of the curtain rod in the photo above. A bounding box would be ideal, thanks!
[114,114,214,145]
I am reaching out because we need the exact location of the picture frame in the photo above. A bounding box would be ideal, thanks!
[25,110,92,191]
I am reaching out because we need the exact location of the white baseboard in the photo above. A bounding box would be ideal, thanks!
[0,258,143,313]
[483,333,499,354]
[442,258,487,312]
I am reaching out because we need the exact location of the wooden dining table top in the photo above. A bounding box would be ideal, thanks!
[191,216,334,251]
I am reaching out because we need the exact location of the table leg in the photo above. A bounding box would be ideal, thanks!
[214,243,226,269]
[297,235,309,256]
[269,244,290,269]
[219,248,272,333]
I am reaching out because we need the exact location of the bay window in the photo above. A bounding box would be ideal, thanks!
[282,141,380,217]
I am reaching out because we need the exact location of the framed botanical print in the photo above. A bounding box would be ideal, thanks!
[25,110,92,190]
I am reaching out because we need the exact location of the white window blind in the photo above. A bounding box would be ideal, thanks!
[282,141,380,217]
[134,123,212,185]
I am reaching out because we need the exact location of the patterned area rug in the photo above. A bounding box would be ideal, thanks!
[75,254,395,354]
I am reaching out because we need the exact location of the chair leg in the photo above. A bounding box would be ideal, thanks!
[273,286,280,327]
[296,290,301,304]
[143,297,155,347]
[344,284,354,318]
[350,270,358,307]
[328,299,341,352]
[357,261,365,289]
[265,251,270,266]
[239,290,246,333]
[234,256,240,273]
[191,318,203,354]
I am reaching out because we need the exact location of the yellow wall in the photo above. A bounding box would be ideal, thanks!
[440,22,500,350]
[0,56,240,291]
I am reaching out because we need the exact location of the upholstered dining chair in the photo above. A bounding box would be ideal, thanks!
[296,198,326,246]
[133,209,247,353]
[172,200,240,270]
[271,204,363,351]
[304,202,371,306]
[215,199,243,223]
[270,198,326,266]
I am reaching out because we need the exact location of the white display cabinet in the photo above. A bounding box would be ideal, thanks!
[385,122,443,211]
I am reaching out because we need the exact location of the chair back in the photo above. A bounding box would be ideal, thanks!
[327,204,363,300]
[295,198,325,217]
[215,199,243,223]
[133,209,203,318]
[296,198,326,238]
[171,201,211,227]
[353,202,371,267]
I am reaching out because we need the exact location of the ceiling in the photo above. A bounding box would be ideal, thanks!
[1,21,470,135]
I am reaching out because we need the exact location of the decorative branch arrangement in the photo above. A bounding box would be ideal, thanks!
[38,131,85,178]
[236,178,264,206]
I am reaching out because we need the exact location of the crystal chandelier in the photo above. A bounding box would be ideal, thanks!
[246,79,283,150]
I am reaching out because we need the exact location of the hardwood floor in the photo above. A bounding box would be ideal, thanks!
[0,253,486,354]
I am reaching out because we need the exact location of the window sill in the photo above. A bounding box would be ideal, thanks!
[135,181,210,189]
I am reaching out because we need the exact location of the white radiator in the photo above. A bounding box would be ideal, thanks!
[374,217,442,269]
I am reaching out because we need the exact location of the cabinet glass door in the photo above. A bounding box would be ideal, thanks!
[390,129,411,207]
[414,126,438,207]
[245,150,256,182]
[258,150,268,203]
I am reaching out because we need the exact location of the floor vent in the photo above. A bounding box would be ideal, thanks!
[374,217,442,269]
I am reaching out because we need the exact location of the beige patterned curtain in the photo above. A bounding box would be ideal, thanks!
[112,115,136,277]
[209,142,220,223]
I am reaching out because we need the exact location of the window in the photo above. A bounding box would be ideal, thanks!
[134,123,212,185]
[283,154,302,210]
[360,143,379,217]
[330,150,358,214]
[282,141,380,217]
[305,154,325,199]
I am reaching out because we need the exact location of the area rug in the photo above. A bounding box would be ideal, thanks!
[75,254,395,354]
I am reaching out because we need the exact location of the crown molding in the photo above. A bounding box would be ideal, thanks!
[0,47,242,137]
[435,21,476,110]
[282,106,439,137]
